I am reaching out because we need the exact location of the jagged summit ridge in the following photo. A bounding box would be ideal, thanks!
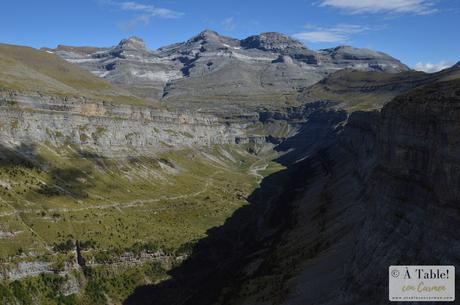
[48,29,410,99]
[241,32,307,52]
[117,36,146,50]
[320,45,395,61]
[183,29,241,49]
[109,36,150,58]
[190,29,224,42]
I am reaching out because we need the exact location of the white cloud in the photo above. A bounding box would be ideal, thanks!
[293,31,345,43]
[318,0,436,15]
[101,1,183,31]
[293,24,371,43]
[414,60,455,73]
[119,1,184,19]
[222,17,236,31]
[118,14,151,31]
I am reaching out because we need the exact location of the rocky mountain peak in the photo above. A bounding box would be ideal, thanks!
[241,32,306,52]
[328,45,352,51]
[188,29,225,43]
[108,36,149,58]
[183,29,241,51]
[320,45,387,60]
[198,29,220,39]
[117,36,146,50]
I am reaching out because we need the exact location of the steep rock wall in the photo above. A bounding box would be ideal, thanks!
[344,80,460,304]
[0,90,261,156]
[125,80,460,305]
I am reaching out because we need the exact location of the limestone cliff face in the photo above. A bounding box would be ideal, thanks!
[0,90,261,156]
[378,81,460,206]
[283,80,460,304]
[344,80,460,304]
[0,88,339,158]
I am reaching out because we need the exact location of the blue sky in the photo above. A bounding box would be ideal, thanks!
[1,0,459,71]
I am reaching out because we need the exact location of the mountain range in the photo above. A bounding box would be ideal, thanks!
[44,30,409,104]
[0,30,459,305]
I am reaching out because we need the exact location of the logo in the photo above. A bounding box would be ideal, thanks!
[389,265,455,302]
[391,269,400,278]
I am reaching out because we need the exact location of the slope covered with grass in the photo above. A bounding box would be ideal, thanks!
[0,44,151,106]
[300,66,460,111]
[0,141,283,304]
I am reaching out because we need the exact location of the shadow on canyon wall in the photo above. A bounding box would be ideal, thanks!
[124,80,460,305]
[123,109,347,305]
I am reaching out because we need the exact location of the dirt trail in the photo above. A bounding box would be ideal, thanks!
[0,172,220,216]
[249,160,268,183]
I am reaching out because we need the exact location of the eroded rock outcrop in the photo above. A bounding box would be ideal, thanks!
[0,90,262,156]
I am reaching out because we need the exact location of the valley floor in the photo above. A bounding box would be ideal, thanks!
[0,142,283,305]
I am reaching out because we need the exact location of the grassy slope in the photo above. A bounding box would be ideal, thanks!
[0,141,283,304]
[301,67,460,111]
[165,93,301,111]
[0,44,152,106]
[0,144,270,257]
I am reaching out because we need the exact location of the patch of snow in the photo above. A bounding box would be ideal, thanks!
[66,58,100,63]
[92,70,110,77]
[222,43,242,50]
[230,51,276,62]
[197,50,275,62]
[349,63,369,69]
[130,69,182,81]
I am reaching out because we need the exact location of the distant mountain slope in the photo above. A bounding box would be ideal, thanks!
[299,64,460,111]
[42,44,108,56]
[0,44,111,91]
[46,30,409,102]
[0,44,151,105]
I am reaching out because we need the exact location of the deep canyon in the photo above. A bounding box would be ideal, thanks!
[0,30,459,305]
